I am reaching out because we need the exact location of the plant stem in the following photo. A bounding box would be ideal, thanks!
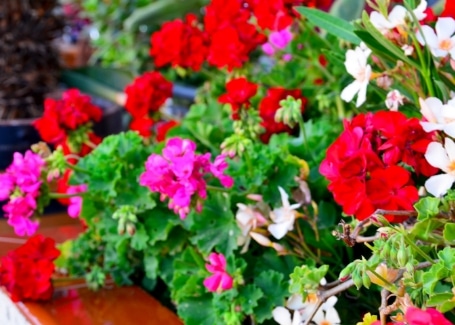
[66,162,90,174]
[206,185,229,193]
[49,192,86,199]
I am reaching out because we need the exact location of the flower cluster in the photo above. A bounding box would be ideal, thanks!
[139,138,234,219]
[150,0,332,71]
[203,253,233,293]
[124,71,174,138]
[218,77,258,120]
[358,307,453,325]
[150,14,208,71]
[320,111,436,222]
[0,235,60,302]
[34,88,102,153]
[0,151,46,236]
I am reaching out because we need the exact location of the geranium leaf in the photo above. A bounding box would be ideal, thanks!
[177,295,216,325]
[130,224,149,251]
[188,192,240,257]
[296,7,361,45]
[415,197,440,220]
[253,270,288,323]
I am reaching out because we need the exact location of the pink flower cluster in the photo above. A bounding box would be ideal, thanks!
[0,151,45,236]
[203,252,233,292]
[139,138,234,219]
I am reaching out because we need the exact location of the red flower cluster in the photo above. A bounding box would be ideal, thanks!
[124,71,173,138]
[156,120,180,142]
[259,87,307,143]
[219,77,258,120]
[204,0,266,70]
[34,89,102,147]
[0,235,60,302]
[320,111,437,222]
[150,14,208,71]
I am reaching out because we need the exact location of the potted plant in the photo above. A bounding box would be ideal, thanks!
[2,0,455,325]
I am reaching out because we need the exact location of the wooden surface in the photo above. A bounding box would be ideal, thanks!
[19,286,182,325]
[0,213,182,325]
[0,213,83,257]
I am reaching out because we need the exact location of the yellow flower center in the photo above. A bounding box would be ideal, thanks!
[439,39,453,51]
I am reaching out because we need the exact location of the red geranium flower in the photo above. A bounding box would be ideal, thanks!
[372,111,438,177]
[125,71,173,119]
[59,89,102,130]
[204,0,266,70]
[441,0,455,19]
[219,77,258,120]
[0,235,60,302]
[150,14,208,71]
[156,120,179,142]
[259,88,307,143]
[34,99,66,144]
[130,117,154,138]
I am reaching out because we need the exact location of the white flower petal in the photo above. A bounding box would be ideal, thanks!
[278,186,290,209]
[436,17,455,41]
[268,223,290,240]
[417,25,438,48]
[341,81,361,103]
[355,80,369,107]
[444,138,455,162]
[292,311,302,325]
[425,141,450,170]
[322,296,338,310]
[425,174,455,197]
[287,294,306,310]
[388,6,407,27]
[325,307,341,324]
[413,0,427,21]
[420,121,443,133]
[273,307,292,325]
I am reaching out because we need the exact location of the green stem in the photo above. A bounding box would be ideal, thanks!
[297,117,317,165]
[49,192,86,199]
[206,185,230,193]
[401,233,436,265]
[66,162,90,174]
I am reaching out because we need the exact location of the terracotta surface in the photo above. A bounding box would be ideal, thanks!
[20,286,182,325]
[0,213,182,325]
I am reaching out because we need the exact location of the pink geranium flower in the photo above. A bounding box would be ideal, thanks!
[0,174,14,200]
[67,184,87,218]
[140,137,233,219]
[5,195,39,236]
[405,306,453,325]
[262,28,293,56]
[203,253,233,293]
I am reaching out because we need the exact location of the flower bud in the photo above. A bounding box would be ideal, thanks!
[397,245,408,267]
[362,271,371,289]
[126,223,136,236]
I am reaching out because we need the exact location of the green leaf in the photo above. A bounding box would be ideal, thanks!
[143,208,180,245]
[188,193,239,257]
[443,223,455,243]
[171,247,206,302]
[144,254,159,280]
[131,224,149,251]
[254,270,288,323]
[238,285,263,315]
[329,0,365,21]
[296,7,361,45]
[177,295,216,325]
[414,197,441,220]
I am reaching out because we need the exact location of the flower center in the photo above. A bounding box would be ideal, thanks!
[439,39,453,51]
[320,321,332,325]
[447,160,455,174]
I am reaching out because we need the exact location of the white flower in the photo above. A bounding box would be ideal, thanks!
[312,296,341,325]
[340,44,372,107]
[419,97,455,137]
[424,138,455,197]
[385,90,405,111]
[370,0,427,34]
[268,187,301,240]
[235,203,266,252]
[417,17,455,58]
[272,307,302,325]
[402,44,414,56]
